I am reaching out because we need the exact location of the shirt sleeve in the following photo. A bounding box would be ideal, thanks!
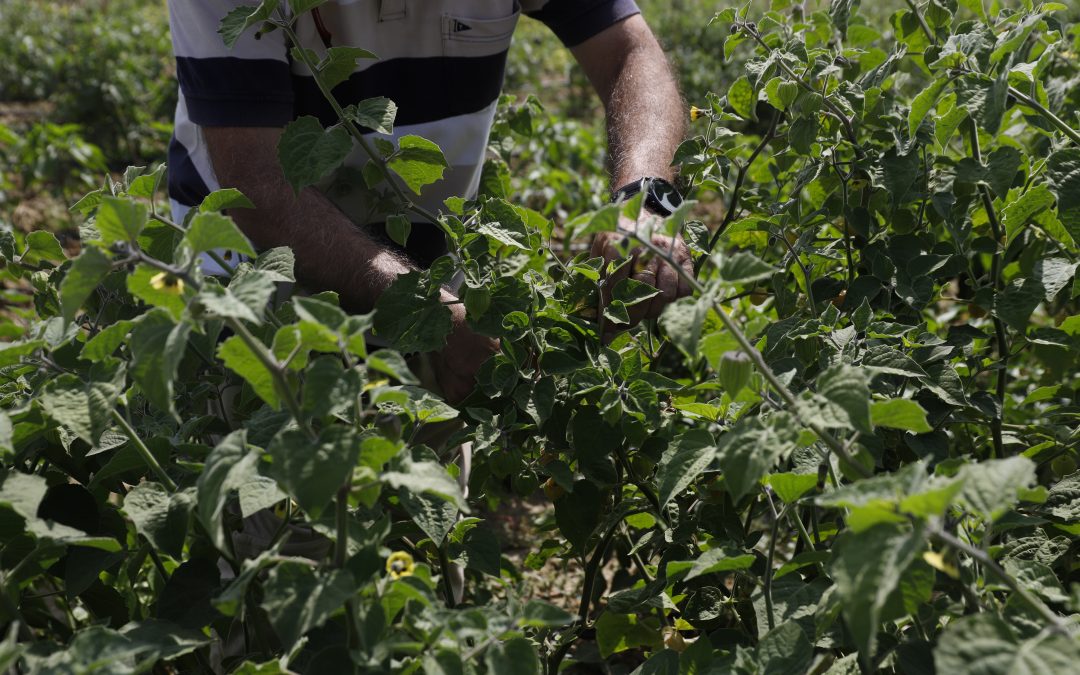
[168,0,294,127]
[520,0,641,47]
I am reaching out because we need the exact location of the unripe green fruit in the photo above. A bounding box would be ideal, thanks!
[719,350,753,397]
[1050,455,1077,478]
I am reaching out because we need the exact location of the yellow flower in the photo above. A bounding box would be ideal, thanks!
[149,271,185,295]
[923,550,959,579]
[690,106,706,122]
[386,551,415,579]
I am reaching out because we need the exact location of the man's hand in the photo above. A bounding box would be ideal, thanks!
[434,294,499,404]
[592,214,693,326]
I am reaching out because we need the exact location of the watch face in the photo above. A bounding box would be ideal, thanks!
[647,179,683,216]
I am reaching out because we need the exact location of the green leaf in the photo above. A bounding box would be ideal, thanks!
[519,600,574,628]
[260,563,354,651]
[1002,185,1055,244]
[727,76,756,120]
[21,231,65,265]
[553,480,604,552]
[485,638,540,675]
[196,431,259,553]
[386,214,411,247]
[387,135,448,194]
[218,334,279,408]
[266,426,360,520]
[184,212,256,257]
[254,247,296,282]
[39,362,125,445]
[757,621,813,675]
[958,456,1036,522]
[908,75,948,138]
[218,1,281,49]
[716,414,799,502]
[1047,148,1080,243]
[130,311,191,420]
[372,272,452,353]
[198,188,255,213]
[683,545,755,580]
[61,246,112,323]
[123,483,193,559]
[765,472,818,503]
[870,399,932,433]
[94,197,147,244]
[342,96,397,135]
[935,613,1080,675]
[382,455,466,512]
[656,430,716,507]
[717,251,775,286]
[277,116,353,193]
[830,523,924,666]
[813,364,873,434]
[314,46,376,89]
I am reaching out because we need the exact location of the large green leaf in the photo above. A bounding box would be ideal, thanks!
[123,482,194,559]
[184,212,256,257]
[266,426,361,520]
[218,1,281,49]
[934,613,1080,675]
[716,414,799,502]
[958,456,1036,522]
[656,429,716,507]
[372,272,452,353]
[130,310,191,420]
[1047,148,1080,242]
[218,334,279,408]
[196,431,259,553]
[60,246,112,323]
[278,116,353,193]
[94,197,147,244]
[829,523,924,665]
[39,361,125,445]
[387,135,448,194]
[260,563,355,650]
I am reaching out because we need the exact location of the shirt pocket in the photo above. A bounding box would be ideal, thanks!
[442,1,521,58]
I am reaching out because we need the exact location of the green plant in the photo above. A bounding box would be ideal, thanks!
[1,1,1079,673]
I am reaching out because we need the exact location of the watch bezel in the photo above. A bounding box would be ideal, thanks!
[611,177,684,217]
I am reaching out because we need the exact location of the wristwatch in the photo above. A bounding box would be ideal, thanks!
[611,177,684,217]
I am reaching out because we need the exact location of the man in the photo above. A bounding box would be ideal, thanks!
[166,0,692,403]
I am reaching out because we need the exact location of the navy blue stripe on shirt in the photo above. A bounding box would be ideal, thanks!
[527,0,640,47]
[293,52,510,129]
[167,136,211,208]
[177,56,295,127]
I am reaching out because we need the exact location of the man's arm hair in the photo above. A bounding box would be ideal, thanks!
[202,126,411,312]
[570,14,686,189]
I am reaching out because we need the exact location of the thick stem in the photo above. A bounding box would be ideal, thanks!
[928,522,1070,635]
[111,409,178,491]
[1008,86,1080,146]
[968,121,1008,458]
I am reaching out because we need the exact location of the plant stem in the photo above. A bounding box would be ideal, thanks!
[763,489,781,631]
[277,21,442,227]
[928,522,1070,635]
[968,121,1007,458]
[223,316,315,442]
[1007,86,1080,146]
[111,408,178,491]
[632,236,871,478]
[904,0,938,46]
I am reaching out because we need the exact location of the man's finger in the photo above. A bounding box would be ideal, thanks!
[646,261,679,319]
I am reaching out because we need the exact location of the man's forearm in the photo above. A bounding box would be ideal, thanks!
[573,15,686,190]
[203,127,410,313]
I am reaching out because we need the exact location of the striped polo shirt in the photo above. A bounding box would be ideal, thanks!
[166,0,640,245]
